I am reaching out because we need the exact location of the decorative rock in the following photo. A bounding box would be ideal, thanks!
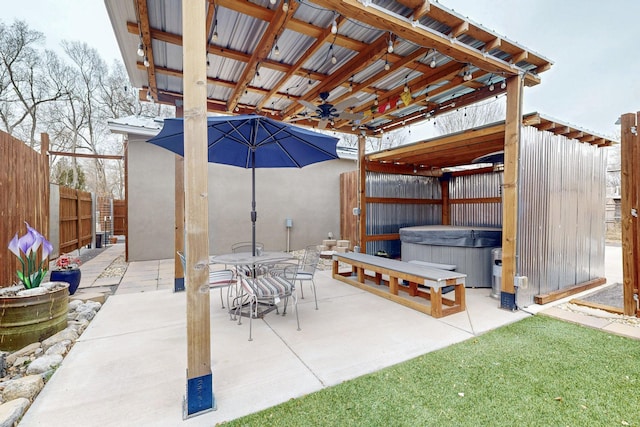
[1,375,44,401]
[16,288,47,297]
[10,357,30,370]
[6,344,41,367]
[0,398,30,427]
[25,355,63,375]
[44,341,71,357]
[0,286,24,297]
[68,319,90,335]
[41,329,78,353]
[68,300,83,311]
[0,352,6,379]
[83,300,102,312]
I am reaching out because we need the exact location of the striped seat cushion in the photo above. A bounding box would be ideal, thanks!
[235,264,270,277]
[209,270,235,288]
[242,276,293,299]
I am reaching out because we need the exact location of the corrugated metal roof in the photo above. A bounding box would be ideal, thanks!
[106,0,554,136]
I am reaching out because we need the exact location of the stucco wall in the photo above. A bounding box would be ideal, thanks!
[127,135,356,261]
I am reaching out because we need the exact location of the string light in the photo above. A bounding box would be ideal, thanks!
[137,42,144,57]
[211,19,218,42]
[329,45,337,64]
[501,80,507,89]
[404,84,409,93]
[143,56,150,67]
[282,0,289,12]
[384,54,390,71]
[273,36,280,56]
[430,57,436,68]
[269,0,276,4]
[489,83,495,91]
[206,54,210,69]
[387,34,394,54]
[331,19,338,34]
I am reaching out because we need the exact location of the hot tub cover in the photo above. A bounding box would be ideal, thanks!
[399,225,502,248]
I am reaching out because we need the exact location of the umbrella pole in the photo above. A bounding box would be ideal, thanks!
[251,149,257,256]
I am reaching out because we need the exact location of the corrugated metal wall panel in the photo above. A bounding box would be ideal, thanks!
[365,172,441,256]
[516,127,607,307]
[450,172,502,227]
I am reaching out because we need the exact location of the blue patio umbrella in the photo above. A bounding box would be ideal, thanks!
[148,114,340,255]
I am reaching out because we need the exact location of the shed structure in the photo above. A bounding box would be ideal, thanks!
[348,112,615,307]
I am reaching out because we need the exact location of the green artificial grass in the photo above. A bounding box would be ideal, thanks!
[223,316,640,427]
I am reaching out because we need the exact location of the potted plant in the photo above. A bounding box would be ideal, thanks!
[51,253,82,295]
[2,222,69,351]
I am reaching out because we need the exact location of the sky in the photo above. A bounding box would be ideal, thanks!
[3,0,638,139]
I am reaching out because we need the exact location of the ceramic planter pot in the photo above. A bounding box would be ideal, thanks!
[0,282,69,351]
[50,269,82,295]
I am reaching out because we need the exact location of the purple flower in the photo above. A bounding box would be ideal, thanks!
[7,222,53,289]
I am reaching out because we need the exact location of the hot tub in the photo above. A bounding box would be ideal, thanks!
[400,225,502,288]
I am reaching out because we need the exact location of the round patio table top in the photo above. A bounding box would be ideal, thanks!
[210,251,293,266]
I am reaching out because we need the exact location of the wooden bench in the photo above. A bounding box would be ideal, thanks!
[332,252,466,318]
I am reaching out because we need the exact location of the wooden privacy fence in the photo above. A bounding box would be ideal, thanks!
[620,111,640,317]
[113,199,126,236]
[59,186,93,254]
[0,131,49,287]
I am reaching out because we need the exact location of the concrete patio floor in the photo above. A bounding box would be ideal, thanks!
[19,243,634,426]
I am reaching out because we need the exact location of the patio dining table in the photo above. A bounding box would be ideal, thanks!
[210,251,295,319]
[210,251,293,267]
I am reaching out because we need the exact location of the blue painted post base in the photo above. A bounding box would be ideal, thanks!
[183,372,215,419]
[174,277,185,292]
[500,291,517,311]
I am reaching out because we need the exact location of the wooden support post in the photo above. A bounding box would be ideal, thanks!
[358,133,366,253]
[500,74,522,310]
[174,104,185,292]
[182,1,213,418]
[620,112,640,316]
[440,175,450,225]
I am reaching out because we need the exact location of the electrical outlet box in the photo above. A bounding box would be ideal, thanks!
[514,276,528,289]
[352,207,361,215]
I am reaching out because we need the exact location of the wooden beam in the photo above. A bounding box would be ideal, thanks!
[48,151,123,160]
[227,2,297,112]
[501,73,522,308]
[535,278,606,305]
[127,22,327,79]
[182,1,213,417]
[310,0,542,86]
[484,37,501,52]
[396,0,430,21]
[136,0,158,100]
[620,112,639,316]
[449,21,469,38]
[283,35,388,119]
[441,177,450,225]
[366,197,441,204]
[257,15,344,111]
